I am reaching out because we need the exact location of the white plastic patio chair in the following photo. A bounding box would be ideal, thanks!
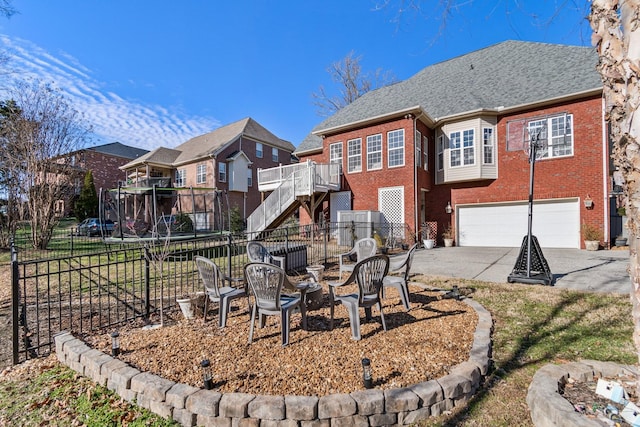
[194,256,246,328]
[383,243,418,311]
[338,237,378,279]
[244,262,307,347]
[246,241,285,269]
[329,254,389,340]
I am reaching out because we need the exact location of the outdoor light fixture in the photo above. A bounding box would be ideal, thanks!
[201,359,213,390]
[111,331,120,357]
[362,358,373,389]
[584,195,594,209]
[445,202,453,214]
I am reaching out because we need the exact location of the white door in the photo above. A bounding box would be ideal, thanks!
[457,199,580,248]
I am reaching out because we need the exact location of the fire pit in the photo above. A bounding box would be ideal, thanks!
[304,283,324,311]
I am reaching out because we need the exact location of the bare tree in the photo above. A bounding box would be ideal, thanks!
[0,81,91,249]
[312,51,396,117]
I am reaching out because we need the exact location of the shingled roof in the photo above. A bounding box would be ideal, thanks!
[86,142,149,159]
[172,117,294,165]
[296,41,601,154]
[121,117,295,169]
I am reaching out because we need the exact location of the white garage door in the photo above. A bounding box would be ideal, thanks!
[457,199,580,248]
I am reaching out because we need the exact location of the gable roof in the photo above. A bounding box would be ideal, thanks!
[173,117,295,165]
[120,117,295,169]
[85,142,149,159]
[297,41,601,154]
[120,147,182,170]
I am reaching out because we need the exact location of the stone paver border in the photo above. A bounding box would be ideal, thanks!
[527,360,639,427]
[54,295,493,426]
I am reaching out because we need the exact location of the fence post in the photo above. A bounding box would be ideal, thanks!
[11,239,19,365]
[227,234,233,279]
[323,223,328,264]
[144,245,151,319]
[70,229,74,257]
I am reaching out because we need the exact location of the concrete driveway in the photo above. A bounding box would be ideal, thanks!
[410,246,631,294]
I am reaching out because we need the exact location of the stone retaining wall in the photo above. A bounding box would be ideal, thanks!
[526,360,639,427]
[54,298,492,426]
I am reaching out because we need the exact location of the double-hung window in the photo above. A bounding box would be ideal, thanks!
[175,169,186,187]
[272,147,278,162]
[247,167,252,187]
[416,130,422,167]
[450,129,475,167]
[347,138,362,173]
[527,114,573,159]
[483,128,495,164]
[330,142,343,173]
[218,163,227,182]
[423,135,428,170]
[256,142,263,158]
[437,135,444,170]
[388,129,405,167]
[196,163,207,184]
[366,134,382,170]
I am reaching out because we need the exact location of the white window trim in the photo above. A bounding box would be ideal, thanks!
[528,114,574,159]
[347,138,362,173]
[218,162,227,182]
[175,169,186,187]
[256,142,263,159]
[330,142,343,165]
[196,163,207,184]
[387,129,405,168]
[272,147,278,163]
[248,167,252,187]
[437,135,444,171]
[366,134,382,171]
[449,129,475,168]
[423,135,428,171]
[416,130,422,168]
[482,127,495,165]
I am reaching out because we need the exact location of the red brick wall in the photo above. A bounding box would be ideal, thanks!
[82,151,131,193]
[214,137,293,220]
[441,95,607,247]
[298,95,607,247]
[299,116,429,234]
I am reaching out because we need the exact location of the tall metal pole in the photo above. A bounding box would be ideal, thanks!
[526,134,539,277]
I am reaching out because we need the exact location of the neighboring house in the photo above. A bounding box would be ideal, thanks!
[55,142,149,217]
[119,117,296,232]
[293,41,611,249]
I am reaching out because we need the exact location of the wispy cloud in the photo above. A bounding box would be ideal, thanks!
[0,35,220,151]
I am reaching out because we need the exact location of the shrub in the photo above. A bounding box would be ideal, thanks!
[582,223,601,241]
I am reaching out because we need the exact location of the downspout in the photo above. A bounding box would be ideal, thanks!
[601,96,609,247]
[411,112,425,242]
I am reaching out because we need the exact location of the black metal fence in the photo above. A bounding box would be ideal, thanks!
[11,222,414,364]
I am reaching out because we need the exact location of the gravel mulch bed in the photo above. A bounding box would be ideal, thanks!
[85,270,478,397]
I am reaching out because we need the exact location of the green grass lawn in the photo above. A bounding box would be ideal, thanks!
[0,275,635,426]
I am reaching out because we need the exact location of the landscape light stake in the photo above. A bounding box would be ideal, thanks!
[362,358,373,389]
[201,359,213,390]
[111,331,120,356]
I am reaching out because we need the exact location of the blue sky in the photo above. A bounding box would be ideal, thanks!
[0,1,592,151]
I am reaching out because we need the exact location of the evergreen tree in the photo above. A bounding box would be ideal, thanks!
[75,170,98,221]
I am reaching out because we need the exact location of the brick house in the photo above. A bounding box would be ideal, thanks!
[293,41,611,249]
[119,117,296,231]
[56,142,149,216]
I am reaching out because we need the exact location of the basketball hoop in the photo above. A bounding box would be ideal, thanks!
[508,120,553,286]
